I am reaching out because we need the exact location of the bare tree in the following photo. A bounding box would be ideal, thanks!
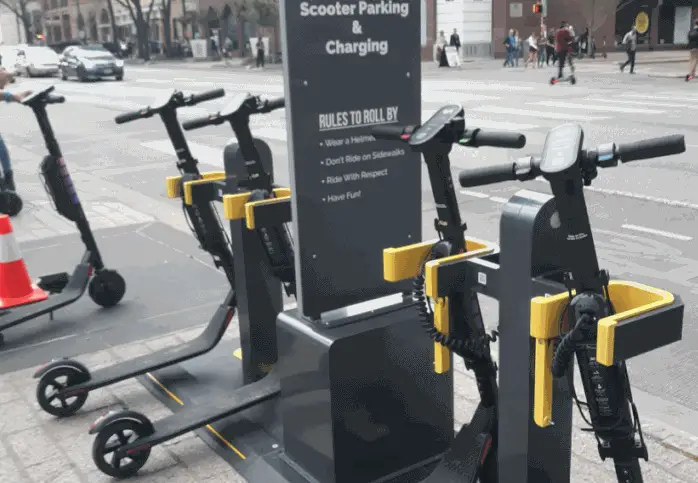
[105,0,120,43]
[252,0,277,27]
[0,0,36,44]
[565,0,616,33]
[115,0,156,60]
[159,0,172,56]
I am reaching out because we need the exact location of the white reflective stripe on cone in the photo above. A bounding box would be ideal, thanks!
[0,232,22,263]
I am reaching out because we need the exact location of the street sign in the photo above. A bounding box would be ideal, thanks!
[279,0,422,319]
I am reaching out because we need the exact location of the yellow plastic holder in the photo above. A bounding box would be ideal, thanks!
[166,176,182,199]
[382,237,496,375]
[182,172,226,206]
[382,236,495,283]
[530,280,682,428]
[223,187,292,221]
[244,195,291,230]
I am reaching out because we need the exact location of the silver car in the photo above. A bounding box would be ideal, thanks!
[16,46,60,77]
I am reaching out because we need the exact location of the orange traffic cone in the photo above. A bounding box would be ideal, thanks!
[0,215,48,309]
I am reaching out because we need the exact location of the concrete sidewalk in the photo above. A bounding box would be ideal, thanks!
[2,317,698,482]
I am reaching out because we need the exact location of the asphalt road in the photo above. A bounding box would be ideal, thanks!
[3,60,698,437]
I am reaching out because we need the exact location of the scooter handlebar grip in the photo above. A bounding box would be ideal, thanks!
[458,163,517,187]
[264,97,285,111]
[47,94,65,104]
[616,134,686,162]
[182,114,218,131]
[371,124,407,140]
[470,129,526,149]
[189,88,225,105]
[114,109,146,124]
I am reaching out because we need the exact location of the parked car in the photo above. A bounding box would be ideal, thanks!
[60,44,124,82]
[16,46,61,77]
[0,46,19,81]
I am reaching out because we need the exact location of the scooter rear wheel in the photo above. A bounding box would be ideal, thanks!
[92,419,151,478]
[36,365,89,417]
[570,75,577,85]
[0,190,22,217]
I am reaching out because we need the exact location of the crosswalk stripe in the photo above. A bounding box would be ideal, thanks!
[470,105,609,122]
[620,93,698,103]
[423,91,502,103]
[141,139,225,167]
[424,80,536,92]
[421,109,540,131]
[533,100,664,114]
[583,97,689,108]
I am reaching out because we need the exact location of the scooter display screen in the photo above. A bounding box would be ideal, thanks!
[409,104,463,147]
[539,123,583,175]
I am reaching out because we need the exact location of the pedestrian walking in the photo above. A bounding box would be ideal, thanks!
[449,29,461,57]
[547,28,556,66]
[503,29,515,67]
[525,32,538,68]
[255,36,265,69]
[0,73,31,192]
[686,19,698,81]
[620,26,637,74]
[555,21,575,80]
[514,30,521,66]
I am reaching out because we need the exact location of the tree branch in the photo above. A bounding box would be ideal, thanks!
[115,0,137,24]
[0,0,23,18]
[144,0,157,23]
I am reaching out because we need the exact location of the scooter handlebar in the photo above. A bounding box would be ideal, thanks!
[188,88,225,106]
[114,109,147,124]
[371,124,409,140]
[182,113,223,131]
[263,97,285,112]
[615,134,685,163]
[458,163,518,187]
[46,94,65,104]
[463,128,526,149]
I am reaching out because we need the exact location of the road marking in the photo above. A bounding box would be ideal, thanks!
[489,196,509,204]
[424,79,536,92]
[532,177,698,210]
[620,224,692,241]
[142,139,224,167]
[620,93,698,103]
[533,100,665,114]
[422,109,540,131]
[424,91,502,103]
[584,97,689,108]
[470,105,609,122]
[459,189,490,198]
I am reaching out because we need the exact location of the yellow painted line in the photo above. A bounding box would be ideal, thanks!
[144,372,246,460]
[233,348,242,360]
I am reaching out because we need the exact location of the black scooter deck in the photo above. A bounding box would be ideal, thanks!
[0,262,90,330]
[71,298,234,391]
[134,370,280,449]
[423,404,496,483]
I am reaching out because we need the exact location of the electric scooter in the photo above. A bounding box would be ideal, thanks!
[0,84,125,346]
[372,106,526,482]
[182,93,295,296]
[86,93,292,479]
[459,125,685,482]
[551,52,577,85]
[33,87,240,418]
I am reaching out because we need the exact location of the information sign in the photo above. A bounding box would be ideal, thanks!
[279,0,422,318]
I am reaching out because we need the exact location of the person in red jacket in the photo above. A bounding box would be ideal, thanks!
[555,21,574,80]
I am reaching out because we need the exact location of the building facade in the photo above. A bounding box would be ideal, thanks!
[491,0,691,59]
[436,0,492,57]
